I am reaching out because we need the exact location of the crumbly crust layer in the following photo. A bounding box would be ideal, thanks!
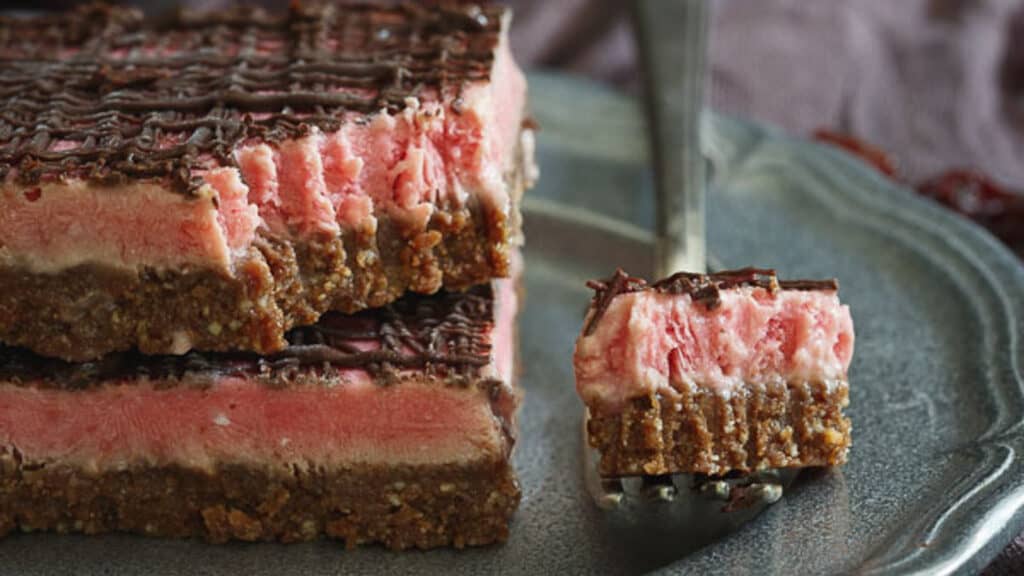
[587,381,851,477]
[0,454,519,550]
[0,198,511,361]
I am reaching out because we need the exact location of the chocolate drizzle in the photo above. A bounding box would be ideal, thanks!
[0,283,497,389]
[582,269,646,336]
[0,2,503,193]
[583,268,839,336]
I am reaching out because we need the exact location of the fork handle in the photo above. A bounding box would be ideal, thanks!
[633,0,709,276]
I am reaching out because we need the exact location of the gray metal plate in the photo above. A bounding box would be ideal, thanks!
[0,73,1021,575]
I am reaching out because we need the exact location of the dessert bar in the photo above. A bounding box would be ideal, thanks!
[0,279,520,549]
[0,2,534,360]
[575,268,854,477]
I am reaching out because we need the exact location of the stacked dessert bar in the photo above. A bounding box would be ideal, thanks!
[0,1,533,549]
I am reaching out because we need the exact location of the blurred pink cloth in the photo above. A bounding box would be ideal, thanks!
[510,0,1024,190]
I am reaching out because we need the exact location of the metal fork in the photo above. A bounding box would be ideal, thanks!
[582,0,790,518]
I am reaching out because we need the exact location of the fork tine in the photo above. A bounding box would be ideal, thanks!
[698,479,732,502]
[619,476,645,497]
[643,477,676,503]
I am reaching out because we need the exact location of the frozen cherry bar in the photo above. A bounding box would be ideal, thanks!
[0,280,520,549]
[0,2,534,360]
[574,268,854,477]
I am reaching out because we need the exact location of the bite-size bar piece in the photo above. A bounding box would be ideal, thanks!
[574,268,854,477]
[0,2,535,360]
[0,279,520,550]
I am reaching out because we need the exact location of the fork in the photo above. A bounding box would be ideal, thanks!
[581,0,791,516]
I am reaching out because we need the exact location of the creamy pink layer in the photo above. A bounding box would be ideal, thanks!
[0,37,526,273]
[574,287,855,410]
[0,380,505,470]
[0,172,257,273]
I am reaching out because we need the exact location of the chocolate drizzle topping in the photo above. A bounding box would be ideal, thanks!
[583,268,839,336]
[0,283,497,389]
[0,2,503,193]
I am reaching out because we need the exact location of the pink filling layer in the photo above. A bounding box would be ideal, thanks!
[0,380,503,469]
[574,287,855,410]
[0,179,248,273]
[0,278,518,469]
[0,35,526,273]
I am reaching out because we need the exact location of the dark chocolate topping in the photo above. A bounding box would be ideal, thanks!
[0,2,503,193]
[583,268,839,336]
[0,283,497,389]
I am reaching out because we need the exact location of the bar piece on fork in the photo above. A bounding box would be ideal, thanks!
[575,268,854,479]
